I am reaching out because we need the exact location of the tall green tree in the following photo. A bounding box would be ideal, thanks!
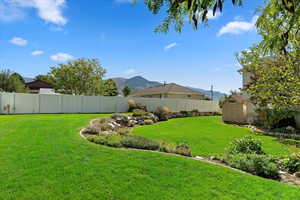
[103,79,119,96]
[0,70,27,93]
[238,46,300,111]
[146,0,242,33]
[122,86,132,97]
[144,0,298,34]
[47,58,106,95]
[256,0,300,55]
[237,0,300,111]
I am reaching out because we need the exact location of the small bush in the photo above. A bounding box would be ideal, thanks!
[225,154,279,179]
[175,142,192,156]
[87,135,123,147]
[116,128,131,135]
[128,99,147,112]
[226,136,265,155]
[159,141,177,153]
[132,109,148,117]
[279,153,300,173]
[105,134,123,147]
[176,147,192,157]
[154,106,173,121]
[121,135,159,150]
[87,135,107,145]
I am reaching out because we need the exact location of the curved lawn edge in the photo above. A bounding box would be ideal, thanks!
[2,114,300,200]
[80,116,300,187]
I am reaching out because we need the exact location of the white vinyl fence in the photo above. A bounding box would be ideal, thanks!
[0,93,220,114]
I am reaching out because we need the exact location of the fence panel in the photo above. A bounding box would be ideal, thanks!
[39,95,62,113]
[14,93,39,114]
[0,93,15,114]
[82,96,100,113]
[61,95,82,113]
[0,93,220,114]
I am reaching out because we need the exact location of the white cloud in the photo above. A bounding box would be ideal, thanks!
[10,37,28,46]
[206,10,221,20]
[31,50,44,56]
[50,53,74,62]
[217,15,258,36]
[164,42,178,51]
[2,0,67,25]
[124,68,136,75]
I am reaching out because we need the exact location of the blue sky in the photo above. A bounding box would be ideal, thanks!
[0,0,264,93]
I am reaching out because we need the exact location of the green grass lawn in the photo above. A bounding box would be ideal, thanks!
[1,114,300,200]
[133,116,295,156]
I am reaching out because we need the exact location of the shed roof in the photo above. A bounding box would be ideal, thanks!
[227,94,248,104]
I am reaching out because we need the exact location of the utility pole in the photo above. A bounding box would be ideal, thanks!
[210,85,214,101]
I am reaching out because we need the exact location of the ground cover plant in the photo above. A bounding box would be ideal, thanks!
[1,114,300,199]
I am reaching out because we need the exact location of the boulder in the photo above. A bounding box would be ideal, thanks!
[286,126,296,131]
[294,172,300,178]
[144,119,154,125]
[111,113,129,126]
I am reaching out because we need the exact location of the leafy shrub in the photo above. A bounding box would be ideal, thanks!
[225,154,279,179]
[226,136,265,155]
[82,127,99,135]
[87,135,123,147]
[159,141,177,153]
[128,99,147,112]
[176,147,192,156]
[116,128,131,135]
[105,134,123,147]
[87,136,107,145]
[132,109,148,117]
[279,153,300,173]
[256,108,298,129]
[175,142,192,156]
[121,135,159,150]
[154,106,173,121]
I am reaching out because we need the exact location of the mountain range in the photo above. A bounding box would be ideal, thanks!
[111,76,226,100]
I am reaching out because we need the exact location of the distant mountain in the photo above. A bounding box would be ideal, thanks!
[111,76,226,100]
[189,87,226,101]
[23,77,34,83]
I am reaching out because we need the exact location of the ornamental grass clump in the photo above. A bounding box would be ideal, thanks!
[121,135,160,150]
[175,142,192,157]
[226,136,265,155]
[279,152,300,174]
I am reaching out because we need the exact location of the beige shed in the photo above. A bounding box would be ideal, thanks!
[222,94,256,124]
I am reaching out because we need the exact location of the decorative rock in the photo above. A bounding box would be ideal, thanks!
[286,126,296,131]
[111,113,129,126]
[144,119,154,125]
[294,172,300,178]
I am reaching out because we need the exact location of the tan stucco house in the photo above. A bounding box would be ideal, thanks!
[130,83,205,100]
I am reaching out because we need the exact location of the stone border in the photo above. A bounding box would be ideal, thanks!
[79,116,300,187]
